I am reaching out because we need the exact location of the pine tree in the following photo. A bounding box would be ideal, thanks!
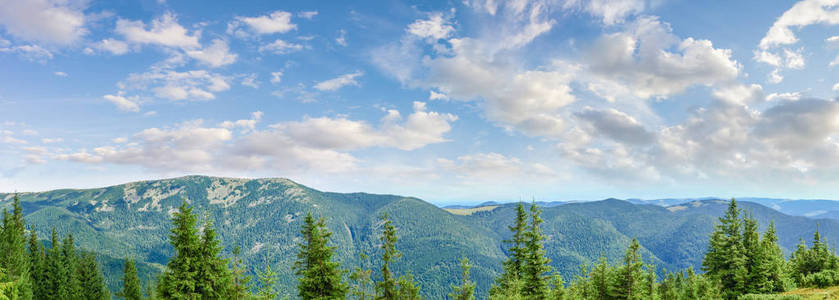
[521,203,551,299]
[548,274,567,300]
[294,213,347,300]
[195,218,234,299]
[42,228,65,299]
[755,221,787,293]
[449,256,475,300]
[61,234,82,299]
[78,252,110,300]
[374,213,420,300]
[1,195,32,300]
[27,231,44,300]
[158,202,201,299]
[741,212,765,294]
[491,202,528,296]
[612,238,645,300]
[589,257,613,300]
[376,213,400,300]
[256,255,281,300]
[120,258,143,300]
[702,198,747,299]
[230,246,252,300]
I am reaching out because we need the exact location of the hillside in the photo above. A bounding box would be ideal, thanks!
[4,176,839,298]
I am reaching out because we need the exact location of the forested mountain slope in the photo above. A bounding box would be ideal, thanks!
[3,176,839,298]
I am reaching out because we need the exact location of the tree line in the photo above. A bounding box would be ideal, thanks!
[1,196,837,299]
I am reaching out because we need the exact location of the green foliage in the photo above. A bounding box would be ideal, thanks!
[256,255,283,300]
[293,213,347,300]
[120,258,143,300]
[449,256,476,300]
[349,253,374,300]
[78,252,110,300]
[230,246,253,300]
[521,203,551,298]
[737,294,802,300]
[374,213,421,300]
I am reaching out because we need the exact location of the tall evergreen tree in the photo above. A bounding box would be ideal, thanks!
[375,213,420,300]
[42,228,65,299]
[491,202,528,295]
[611,238,645,300]
[78,252,110,300]
[293,213,347,300]
[120,258,143,300]
[702,198,747,299]
[61,234,82,299]
[256,255,281,300]
[195,218,234,299]
[158,202,202,299]
[1,195,31,300]
[27,231,44,300]
[449,256,475,300]
[230,246,252,300]
[521,203,551,299]
[754,221,787,293]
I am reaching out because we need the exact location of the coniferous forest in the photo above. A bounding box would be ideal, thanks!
[4,193,839,299]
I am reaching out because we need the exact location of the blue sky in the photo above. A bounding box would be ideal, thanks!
[1,0,839,204]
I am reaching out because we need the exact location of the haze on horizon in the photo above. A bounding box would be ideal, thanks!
[1,0,839,204]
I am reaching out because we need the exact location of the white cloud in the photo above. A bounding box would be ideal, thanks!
[241,74,259,88]
[270,72,283,84]
[712,83,765,105]
[186,39,237,68]
[834,82,839,91]
[563,0,646,25]
[574,107,655,145]
[0,0,87,45]
[41,138,62,144]
[116,13,201,49]
[230,11,296,36]
[429,90,449,100]
[59,105,456,173]
[767,92,802,102]
[768,69,784,84]
[314,71,363,91]
[587,17,740,99]
[759,0,839,49]
[0,45,53,63]
[298,11,318,19]
[103,93,140,112]
[53,71,68,77]
[258,39,303,54]
[438,152,555,180]
[96,39,131,55]
[336,29,347,46]
[119,69,231,101]
[407,13,454,40]
[783,48,805,69]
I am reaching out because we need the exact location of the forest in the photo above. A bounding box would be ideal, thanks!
[0,196,836,299]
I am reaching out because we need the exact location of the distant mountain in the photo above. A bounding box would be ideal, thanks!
[3,176,839,298]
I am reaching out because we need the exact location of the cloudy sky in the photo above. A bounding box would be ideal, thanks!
[1,0,838,204]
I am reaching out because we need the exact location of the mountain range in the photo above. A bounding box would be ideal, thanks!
[3,175,839,298]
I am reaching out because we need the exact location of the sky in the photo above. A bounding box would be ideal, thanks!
[1,0,839,204]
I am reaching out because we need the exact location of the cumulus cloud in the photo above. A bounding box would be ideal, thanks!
[118,69,231,101]
[562,0,646,25]
[116,13,201,49]
[759,0,839,49]
[0,0,87,45]
[186,39,237,68]
[0,44,53,63]
[587,16,740,99]
[574,107,655,145]
[229,11,296,36]
[258,39,303,54]
[270,72,283,84]
[314,71,363,91]
[103,93,140,112]
[407,13,454,40]
[437,152,556,180]
[58,105,456,173]
[240,74,259,88]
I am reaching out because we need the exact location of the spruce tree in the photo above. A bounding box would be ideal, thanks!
[548,274,567,300]
[376,213,400,300]
[755,221,787,293]
[1,195,32,300]
[158,202,201,299]
[230,246,252,300]
[702,198,747,299]
[120,258,143,300]
[61,234,82,299]
[42,228,65,299]
[293,213,347,300]
[741,213,764,294]
[521,203,551,299]
[612,238,645,300]
[27,231,44,300]
[78,252,110,300]
[256,255,281,300]
[491,202,528,295]
[449,256,475,300]
[195,218,234,299]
